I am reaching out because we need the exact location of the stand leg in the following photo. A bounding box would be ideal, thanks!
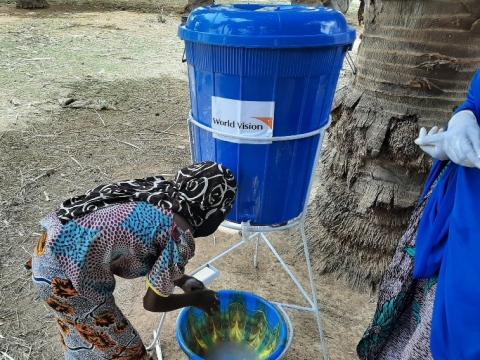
[300,222,329,360]
[261,233,314,308]
[253,233,260,268]
[146,312,166,352]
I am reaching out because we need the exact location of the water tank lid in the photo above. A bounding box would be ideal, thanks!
[178,4,356,49]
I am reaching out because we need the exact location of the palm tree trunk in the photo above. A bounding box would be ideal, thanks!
[307,0,480,290]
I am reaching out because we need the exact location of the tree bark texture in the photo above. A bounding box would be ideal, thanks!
[307,0,480,290]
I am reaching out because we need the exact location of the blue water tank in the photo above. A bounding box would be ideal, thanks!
[179,4,355,226]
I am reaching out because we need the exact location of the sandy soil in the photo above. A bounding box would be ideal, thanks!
[0,2,375,360]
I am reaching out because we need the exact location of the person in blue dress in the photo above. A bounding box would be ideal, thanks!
[358,71,480,360]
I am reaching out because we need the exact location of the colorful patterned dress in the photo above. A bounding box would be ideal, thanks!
[31,202,195,359]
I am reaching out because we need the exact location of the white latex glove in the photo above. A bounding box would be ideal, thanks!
[415,126,448,161]
[415,110,480,168]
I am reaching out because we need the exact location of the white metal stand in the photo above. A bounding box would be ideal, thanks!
[147,115,331,360]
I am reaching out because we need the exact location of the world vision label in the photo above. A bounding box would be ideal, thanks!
[211,96,274,143]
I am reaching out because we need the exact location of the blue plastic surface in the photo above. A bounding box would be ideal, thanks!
[180,4,355,225]
[179,4,356,48]
[176,290,290,360]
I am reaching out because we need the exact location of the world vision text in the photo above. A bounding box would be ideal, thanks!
[213,117,265,130]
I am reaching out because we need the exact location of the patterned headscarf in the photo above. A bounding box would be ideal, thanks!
[56,161,237,236]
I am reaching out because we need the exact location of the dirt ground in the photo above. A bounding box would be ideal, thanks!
[0,2,375,360]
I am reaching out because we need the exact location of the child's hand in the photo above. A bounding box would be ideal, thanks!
[194,289,220,316]
[181,276,205,293]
